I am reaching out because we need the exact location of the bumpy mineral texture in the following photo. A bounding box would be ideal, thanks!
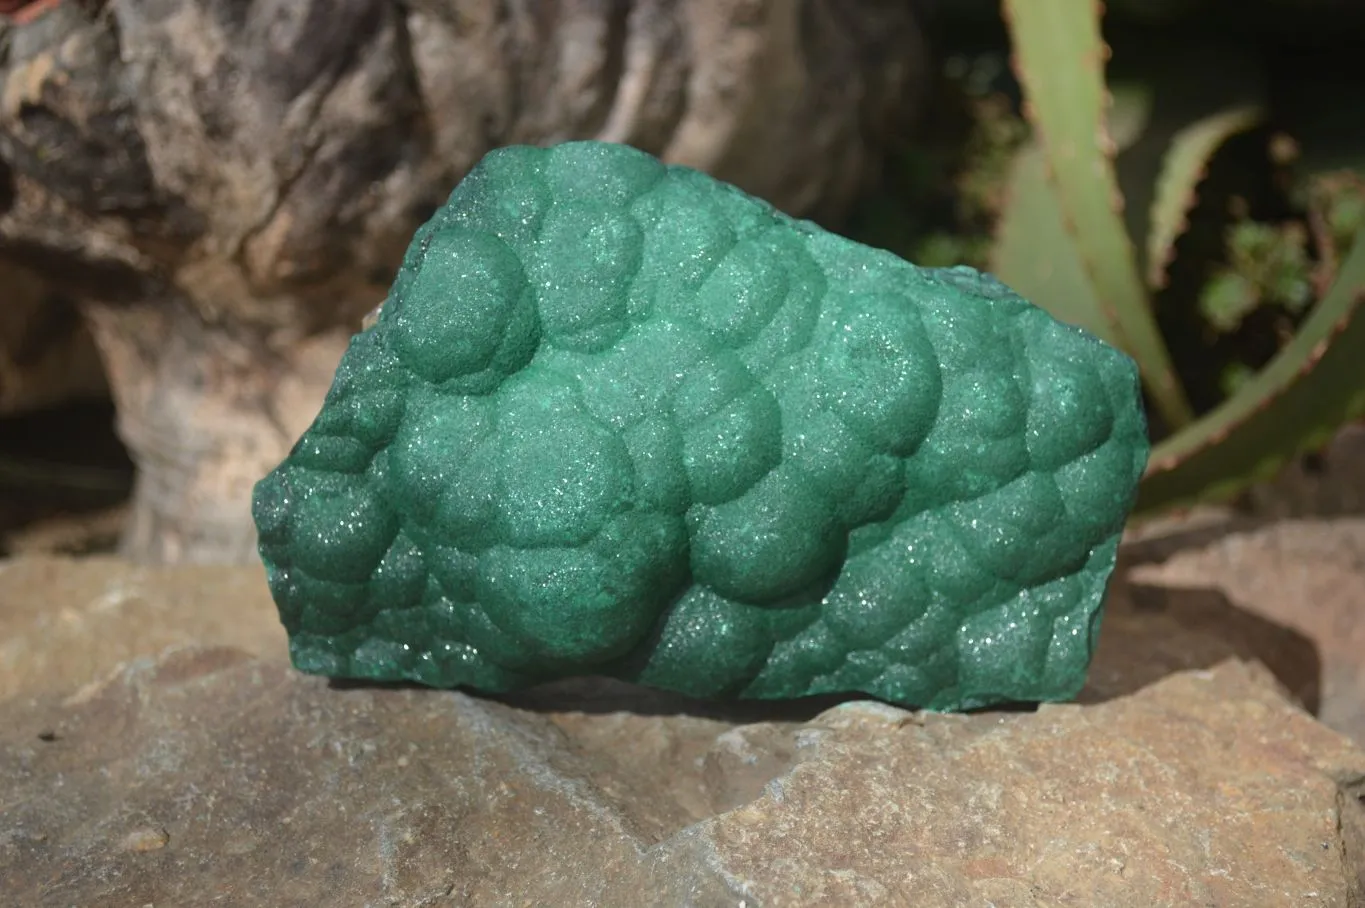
[252,141,1149,710]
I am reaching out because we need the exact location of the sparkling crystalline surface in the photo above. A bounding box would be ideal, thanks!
[253,140,1149,710]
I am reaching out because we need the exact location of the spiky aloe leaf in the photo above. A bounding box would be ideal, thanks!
[1138,223,1365,512]
[1002,0,1194,429]
[1146,104,1264,290]
[992,84,1151,345]
[991,140,1118,345]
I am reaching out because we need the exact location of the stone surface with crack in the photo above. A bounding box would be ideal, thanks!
[2,546,1365,905]
[1,646,1361,907]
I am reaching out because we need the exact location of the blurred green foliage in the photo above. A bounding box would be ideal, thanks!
[850,0,1365,515]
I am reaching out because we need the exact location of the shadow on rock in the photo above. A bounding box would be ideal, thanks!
[333,576,1322,726]
[1121,514,1269,566]
[491,677,860,724]
[331,671,870,724]
[333,577,1323,725]
[1082,580,1322,714]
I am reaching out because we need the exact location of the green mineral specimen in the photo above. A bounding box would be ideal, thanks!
[252,140,1149,711]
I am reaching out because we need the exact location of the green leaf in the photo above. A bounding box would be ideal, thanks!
[1145,105,1263,290]
[1198,270,1260,333]
[1107,82,1155,153]
[1138,223,1365,512]
[990,140,1119,346]
[1002,0,1194,429]
[991,85,1154,343]
[1201,220,1313,329]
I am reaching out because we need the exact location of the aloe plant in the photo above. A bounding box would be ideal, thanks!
[1140,223,1365,511]
[999,0,1193,430]
[994,0,1365,513]
[1146,105,1265,291]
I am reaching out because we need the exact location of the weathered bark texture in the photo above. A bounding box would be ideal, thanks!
[0,0,926,563]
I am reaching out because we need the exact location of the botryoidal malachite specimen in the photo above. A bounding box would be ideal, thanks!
[252,140,1149,711]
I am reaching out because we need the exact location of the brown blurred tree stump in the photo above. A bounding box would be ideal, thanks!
[0,0,926,562]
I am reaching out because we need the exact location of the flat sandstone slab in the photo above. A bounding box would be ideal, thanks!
[3,545,1363,903]
[1127,515,1365,746]
[2,640,1363,906]
[0,556,283,703]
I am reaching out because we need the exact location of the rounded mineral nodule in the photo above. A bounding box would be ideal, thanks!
[253,140,1149,711]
